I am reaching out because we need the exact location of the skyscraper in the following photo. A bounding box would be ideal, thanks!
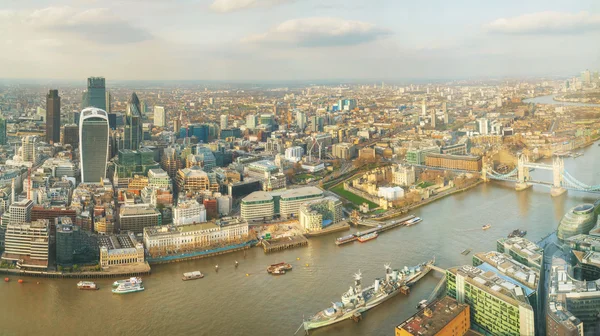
[246,114,257,129]
[62,124,79,148]
[154,106,166,127]
[123,93,142,150]
[421,99,427,116]
[220,114,228,130]
[442,101,448,124]
[105,91,112,113]
[81,77,106,110]
[79,108,109,183]
[0,117,6,145]
[430,108,436,128]
[296,111,306,129]
[45,90,60,144]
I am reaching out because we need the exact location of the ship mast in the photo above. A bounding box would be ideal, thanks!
[354,270,362,293]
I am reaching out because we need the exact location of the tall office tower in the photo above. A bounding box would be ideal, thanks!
[0,117,6,145]
[62,124,79,148]
[45,90,60,144]
[123,92,142,150]
[79,108,109,183]
[581,70,592,84]
[9,199,33,225]
[173,114,182,135]
[430,108,436,128]
[443,101,449,124]
[81,77,106,110]
[477,118,489,135]
[220,114,228,130]
[105,91,112,113]
[21,136,37,163]
[246,114,257,129]
[296,111,306,129]
[421,99,427,116]
[154,106,166,127]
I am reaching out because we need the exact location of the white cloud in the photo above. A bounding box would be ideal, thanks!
[485,11,600,35]
[210,0,293,13]
[242,17,391,47]
[1,6,151,44]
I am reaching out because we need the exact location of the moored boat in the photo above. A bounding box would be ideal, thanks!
[482,224,491,230]
[335,234,357,246]
[405,217,422,226]
[182,271,204,281]
[112,277,142,288]
[357,232,378,243]
[461,248,472,255]
[77,281,98,290]
[111,282,144,294]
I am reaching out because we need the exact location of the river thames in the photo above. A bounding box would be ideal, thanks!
[1,147,600,336]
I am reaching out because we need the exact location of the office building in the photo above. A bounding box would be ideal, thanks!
[2,219,50,269]
[241,186,323,222]
[246,114,258,129]
[557,204,597,242]
[81,77,106,110]
[9,199,33,226]
[421,99,427,115]
[447,261,537,335]
[220,114,228,130]
[173,200,207,225]
[496,237,543,270]
[425,153,482,172]
[405,147,440,165]
[105,91,112,113]
[62,124,78,148]
[284,146,304,163]
[176,166,220,193]
[431,108,436,128]
[581,70,592,84]
[79,108,110,183]
[477,118,489,135]
[296,111,306,129]
[21,136,37,163]
[0,117,6,145]
[154,106,166,127]
[45,89,60,144]
[123,93,143,150]
[332,142,357,160]
[443,101,449,124]
[98,232,145,267]
[395,296,471,336]
[299,197,343,232]
[56,220,99,266]
[143,217,249,257]
[119,204,161,234]
[148,168,171,189]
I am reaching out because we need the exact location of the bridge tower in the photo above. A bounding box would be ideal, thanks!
[481,158,490,182]
[551,156,567,197]
[515,154,532,191]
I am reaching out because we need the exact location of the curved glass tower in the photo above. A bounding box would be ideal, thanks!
[79,108,109,183]
[557,203,597,242]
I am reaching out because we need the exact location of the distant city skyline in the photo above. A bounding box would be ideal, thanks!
[0,1,599,80]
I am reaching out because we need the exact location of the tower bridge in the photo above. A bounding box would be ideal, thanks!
[485,154,600,196]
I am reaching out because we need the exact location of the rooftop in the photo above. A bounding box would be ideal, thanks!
[242,191,273,203]
[475,251,539,292]
[144,222,220,237]
[396,296,469,336]
[120,204,160,217]
[498,237,543,264]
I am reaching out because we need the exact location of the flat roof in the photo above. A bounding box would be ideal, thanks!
[242,191,273,203]
[397,297,468,335]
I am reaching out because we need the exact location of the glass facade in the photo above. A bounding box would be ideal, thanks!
[56,224,99,266]
[557,204,597,242]
[80,109,109,183]
[82,77,106,110]
[0,118,6,145]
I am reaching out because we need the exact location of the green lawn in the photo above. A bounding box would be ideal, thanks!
[417,181,435,189]
[331,184,378,209]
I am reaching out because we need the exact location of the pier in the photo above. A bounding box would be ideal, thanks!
[261,235,308,253]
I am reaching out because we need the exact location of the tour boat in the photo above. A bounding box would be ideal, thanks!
[77,281,98,290]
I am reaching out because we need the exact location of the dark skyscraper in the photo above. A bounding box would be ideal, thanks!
[81,77,106,110]
[123,92,143,150]
[0,117,6,145]
[46,89,61,144]
[62,124,79,149]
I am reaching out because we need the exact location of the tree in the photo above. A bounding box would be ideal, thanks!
[57,265,63,272]
[73,264,79,272]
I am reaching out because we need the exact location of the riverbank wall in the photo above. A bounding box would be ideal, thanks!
[0,264,151,279]
[147,240,258,264]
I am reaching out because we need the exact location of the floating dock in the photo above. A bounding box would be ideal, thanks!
[335,215,417,246]
[262,235,308,253]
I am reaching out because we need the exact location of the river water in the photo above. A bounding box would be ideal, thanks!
[1,147,600,336]
[524,94,600,107]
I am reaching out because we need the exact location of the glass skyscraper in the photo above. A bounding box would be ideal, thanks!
[123,92,142,150]
[81,77,106,110]
[46,89,60,144]
[79,108,109,183]
[0,117,6,145]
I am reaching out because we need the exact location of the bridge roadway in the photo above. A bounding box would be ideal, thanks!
[427,264,446,274]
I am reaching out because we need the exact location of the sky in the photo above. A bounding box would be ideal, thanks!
[0,0,599,81]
